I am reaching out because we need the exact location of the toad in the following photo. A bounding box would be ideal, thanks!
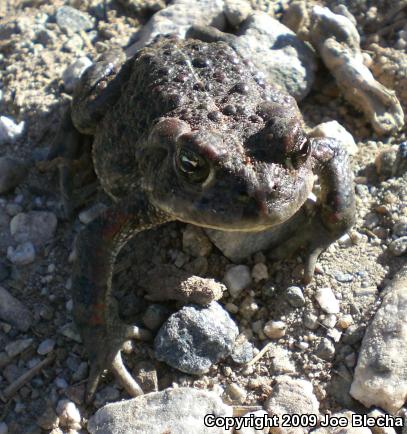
[50,30,355,402]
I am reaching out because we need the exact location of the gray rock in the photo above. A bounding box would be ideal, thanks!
[285,286,305,307]
[334,271,354,283]
[62,56,93,93]
[5,338,33,357]
[393,141,407,177]
[224,0,252,27]
[37,338,55,355]
[88,387,232,434]
[315,287,340,314]
[303,311,319,330]
[7,242,35,265]
[10,211,57,246]
[154,301,238,375]
[126,0,226,56]
[142,303,171,331]
[0,116,25,145]
[388,236,407,256]
[230,334,255,364]
[0,157,28,194]
[265,376,319,433]
[316,338,336,360]
[223,265,252,298]
[393,218,407,237]
[55,6,94,33]
[0,286,32,331]
[350,265,407,413]
[78,202,107,225]
[182,225,212,257]
[269,346,296,374]
[231,12,316,100]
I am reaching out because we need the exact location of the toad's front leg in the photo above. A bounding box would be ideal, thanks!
[272,138,355,283]
[72,194,171,403]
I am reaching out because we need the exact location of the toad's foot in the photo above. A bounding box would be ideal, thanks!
[270,213,341,284]
[83,319,152,403]
[73,196,171,402]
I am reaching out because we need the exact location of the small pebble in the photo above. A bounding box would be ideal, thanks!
[316,338,336,360]
[5,338,33,358]
[285,286,305,307]
[182,225,212,257]
[225,383,246,403]
[315,287,340,314]
[388,236,407,256]
[0,422,7,434]
[78,203,107,225]
[56,399,81,430]
[7,242,35,265]
[56,6,94,32]
[321,314,337,329]
[334,271,353,283]
[251,263,268,282]
[142,304,171,331]
[223,265,252,297]
[303,311,319,330]
[0,117,25,145]
[337,314,353,329]
[263,320,286,339]
[37,338,55,355]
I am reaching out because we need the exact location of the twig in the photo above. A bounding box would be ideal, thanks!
[245,342,274,367]
[1,353,55,402]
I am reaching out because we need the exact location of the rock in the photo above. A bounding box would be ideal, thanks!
[235,410,270,434]
[0,116,25,145]
[55,6,94,33]
[0,286,33,331]
[0,157,28,193]
[265,376,319,434]
[231,12,316,100]
[308,6,404,135]
[182,225,212,257]
[10,211,57,246]
[251,263,269,282]
[223,265,252,297]
[263,320,286,339]
[0,422,8,434]
[388,236,407,256]
[393,141,407,177]
[350,265,407,413]
[224,0,252,27]
[230,334,255,364]
[269,346,296,374]
[62,57,93,93]
[375,147,398,178]
[78,202,107,225]
[37,405,59,430]
[7,242,35,265]
[315,287,340,314]
[95,386,121,407]
[142,303,171,331]
[5,338,33,357]
[285,286,305,307]
[88,387,232,434]
[316,338,336,360]
[309,121,358,155]
[56,399,81,430]
[334,271,354,283]
[37,338,55,355]
[154,301,238,375]
[225,383,246,403]
[303,311,319,330]
[393,218,407,237]
[127,0,226,55]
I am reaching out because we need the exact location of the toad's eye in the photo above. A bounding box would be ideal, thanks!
[176,148,210,183]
